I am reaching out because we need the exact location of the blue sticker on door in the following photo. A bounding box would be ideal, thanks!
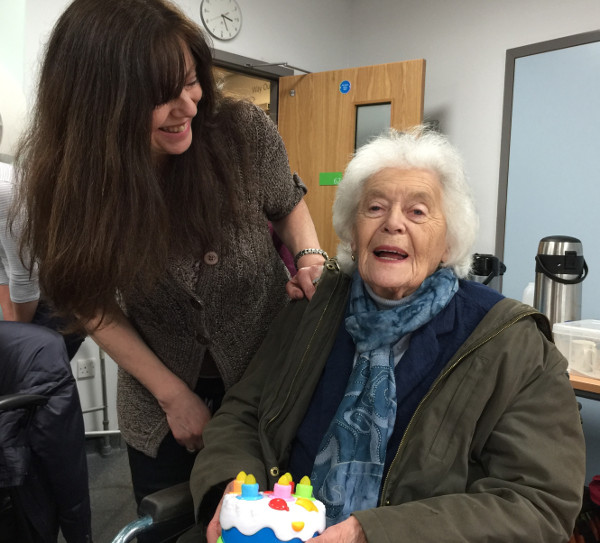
[339,80,351,94]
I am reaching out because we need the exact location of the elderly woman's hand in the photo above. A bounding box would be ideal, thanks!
[206,481,235,543]
[309,516,367,543]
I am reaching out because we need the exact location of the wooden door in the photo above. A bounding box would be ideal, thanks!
[278,60,426,257]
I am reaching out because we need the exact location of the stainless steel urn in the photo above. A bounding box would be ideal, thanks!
[533,235,587,327]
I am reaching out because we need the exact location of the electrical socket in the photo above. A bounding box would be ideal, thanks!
[77,359,95,380]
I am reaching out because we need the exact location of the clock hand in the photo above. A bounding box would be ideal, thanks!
[222,14,233,22]
[220,14,229,31]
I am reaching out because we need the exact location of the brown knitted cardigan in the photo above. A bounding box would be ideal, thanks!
[117,101,306,457]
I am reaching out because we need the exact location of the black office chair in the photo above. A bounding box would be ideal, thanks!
[0,321,92,543]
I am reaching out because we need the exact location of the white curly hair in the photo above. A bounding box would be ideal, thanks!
[332,126,478,278]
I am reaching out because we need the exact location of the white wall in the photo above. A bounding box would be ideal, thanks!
[71,337,121,437]
[21,0,352,110]
[349,0,600,257]
[176,0,353,72]
[0,1,27,157]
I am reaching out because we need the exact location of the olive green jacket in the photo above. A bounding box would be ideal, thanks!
[191,259,585,542]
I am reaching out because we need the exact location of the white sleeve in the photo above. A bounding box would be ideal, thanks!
[0,167,40,303]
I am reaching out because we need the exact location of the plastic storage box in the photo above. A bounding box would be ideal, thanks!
[553,320,600,379]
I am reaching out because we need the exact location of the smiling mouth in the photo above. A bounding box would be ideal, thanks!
[374,249,408,261]
[160,122,188,134]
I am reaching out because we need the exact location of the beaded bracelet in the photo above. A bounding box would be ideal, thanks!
[293,248,329,268]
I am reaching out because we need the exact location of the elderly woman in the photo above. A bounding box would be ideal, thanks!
[186,128,585,543]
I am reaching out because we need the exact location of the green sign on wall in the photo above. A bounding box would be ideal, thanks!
[319,172,343,186]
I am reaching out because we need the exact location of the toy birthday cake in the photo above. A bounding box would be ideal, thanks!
[217,472,326,543]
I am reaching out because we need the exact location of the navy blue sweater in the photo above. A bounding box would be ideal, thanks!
[288,280,503,486]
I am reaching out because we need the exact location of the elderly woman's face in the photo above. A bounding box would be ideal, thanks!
[352,167,449,300]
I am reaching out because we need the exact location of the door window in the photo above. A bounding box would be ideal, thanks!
[355,102,391,150]
[213,67,274,122]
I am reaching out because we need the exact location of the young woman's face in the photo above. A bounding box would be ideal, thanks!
[151,46,203,159]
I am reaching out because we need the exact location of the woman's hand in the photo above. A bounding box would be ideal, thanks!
[206,481,234,543]
[286,262,324,301]
[161,386,212,452]
[309,516,367,543]
[271,199,324,302]
[87,309,212,452]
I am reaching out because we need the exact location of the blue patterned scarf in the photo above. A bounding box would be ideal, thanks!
[311,267,458,525]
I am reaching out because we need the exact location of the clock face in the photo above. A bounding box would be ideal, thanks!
[200,0,242,41]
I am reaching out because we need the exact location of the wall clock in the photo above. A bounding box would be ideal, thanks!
[200,0,242,41]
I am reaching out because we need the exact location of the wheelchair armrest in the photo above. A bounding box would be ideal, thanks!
[138,481,194,523]
[0,393,49,411]
[112,482,196,542]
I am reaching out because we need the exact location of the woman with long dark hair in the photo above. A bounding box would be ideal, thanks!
[14,0,325,509]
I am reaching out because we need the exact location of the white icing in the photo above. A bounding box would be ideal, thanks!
[220,492,326,542]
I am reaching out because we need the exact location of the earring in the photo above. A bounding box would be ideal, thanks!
[351,253,355,261]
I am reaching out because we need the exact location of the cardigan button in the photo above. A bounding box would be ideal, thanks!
[189,298,202,311]
[195,332,209,345]
[204,251,219,265]
[270,467,280,477]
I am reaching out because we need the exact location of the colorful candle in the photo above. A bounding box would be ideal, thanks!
[294,476,314,499]
[241,473,260,500]
[272,473,293,500]
[232,471,246,494]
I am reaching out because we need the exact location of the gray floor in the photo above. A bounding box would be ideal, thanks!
[59,437,139,543]
[89,439,139,543]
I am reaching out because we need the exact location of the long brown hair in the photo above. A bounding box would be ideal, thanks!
[14,0,245,327]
